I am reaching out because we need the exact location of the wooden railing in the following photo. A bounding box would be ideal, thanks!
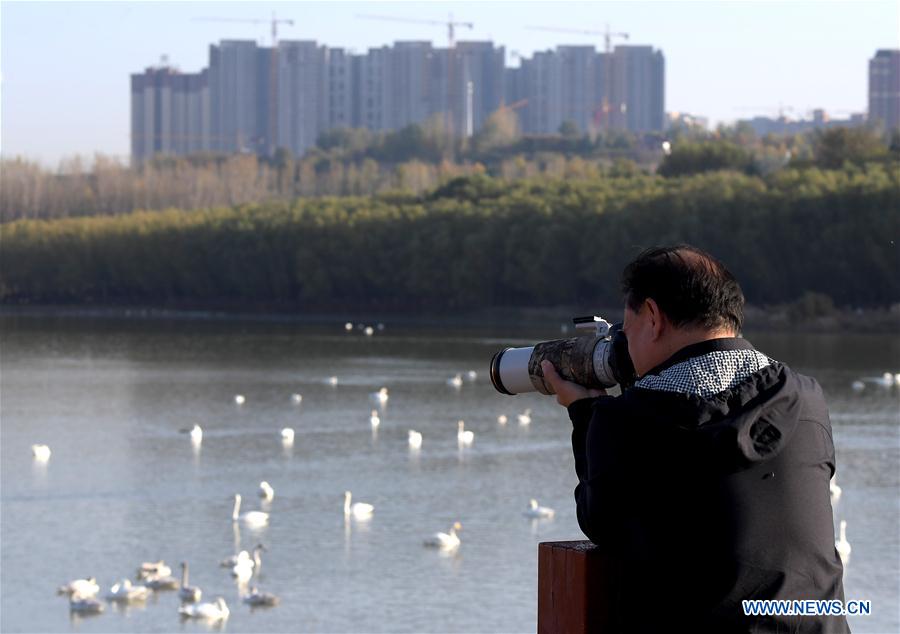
[538,541,614,633]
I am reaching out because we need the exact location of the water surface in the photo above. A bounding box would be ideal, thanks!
[1,316,898,632]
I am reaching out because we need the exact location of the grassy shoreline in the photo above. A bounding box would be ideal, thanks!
[3,169,898,312]
[2,301,897,334]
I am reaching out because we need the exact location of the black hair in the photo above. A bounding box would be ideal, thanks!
[621,244,744,333]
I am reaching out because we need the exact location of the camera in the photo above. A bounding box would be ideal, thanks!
[489,316,637,396]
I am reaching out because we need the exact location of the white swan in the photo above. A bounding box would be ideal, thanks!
[143,574,179,590]
[231,545,264,582]
[106,579,150,603]
[137,560,172,579]
[69,593,104,614]
[370,387,389,404]
[830,475,842,504]
[281,427,295,443]
[344,322,354,331]
[178,562,202,602]
[518,409,532,425]
[457,420,474,445]
[58,577,99,597]
[234,394,246,405]
[370,410,381,428]
[31,444,51,461]
[364,326,374,336]
[408,430,423,449]
[232,560,253,583]
[467,370,478,381]
[188,424,202,444]
[523,499,555,519]
[243,587,280,607]
[327,376,339,386]
[424,522,462,550]
[447,374,463,388]
[179,597,229,621]
[497,415,508,425]
[835,520,851,563]
[344,491,374,520]
[258,481,275,501]
[291,393,303,404]
[232,494,269,527]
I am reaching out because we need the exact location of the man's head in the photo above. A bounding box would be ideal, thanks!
[620,245,745,376]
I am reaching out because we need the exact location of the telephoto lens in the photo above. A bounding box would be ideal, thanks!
[490,316,636,396]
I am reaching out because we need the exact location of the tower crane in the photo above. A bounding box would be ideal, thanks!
[526,24,628,55]
[357,14,475,139]
[525,24,630,132]
[356,14,473,49]
[193,13,295,155]
[500,99,529,112]
[735,105,796,120]
[194,12,294,46]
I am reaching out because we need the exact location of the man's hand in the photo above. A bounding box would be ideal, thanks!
[541,360,607,408]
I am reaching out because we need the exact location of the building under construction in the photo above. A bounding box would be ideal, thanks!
[130,38,665,164]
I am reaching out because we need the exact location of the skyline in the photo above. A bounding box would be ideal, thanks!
[130,40,666,162]
[2,1,899,166]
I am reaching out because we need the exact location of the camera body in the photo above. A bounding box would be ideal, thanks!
[490,316,636,396]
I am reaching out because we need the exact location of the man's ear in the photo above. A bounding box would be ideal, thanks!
[645,298,665,341]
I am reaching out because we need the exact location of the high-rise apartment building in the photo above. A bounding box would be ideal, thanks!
[276,40,325,155]
[388,42,437,130]
[517,51,564,135]
[558,46,603,133]
[506,44,664,136]
[326,48,354,131]
[609,45,665,132]
[131,65,208,164]
[131,38,664,162]
[358,46,391,132]
[207,40,272,155]
[869,49,900,130]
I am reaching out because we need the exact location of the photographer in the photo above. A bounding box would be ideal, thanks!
[541,245,848,633]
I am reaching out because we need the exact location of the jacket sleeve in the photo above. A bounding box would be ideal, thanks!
[567,395,620,544]
[567,397,596,481]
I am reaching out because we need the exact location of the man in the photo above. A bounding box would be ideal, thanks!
[541,245,848,633]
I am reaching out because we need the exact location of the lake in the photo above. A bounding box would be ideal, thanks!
[1,314,898,633]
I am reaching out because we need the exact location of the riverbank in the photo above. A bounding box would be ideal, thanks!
[3,169,898,313]
[2,302,897,334]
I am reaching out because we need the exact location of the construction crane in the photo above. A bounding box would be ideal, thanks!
[495,98,528,130]
[526,24,628,54]
[500,98,529,112]
[356,14,473,49]
[734,105,796,119]
[526,24,630,132]
[193,13,295,156]
[193,12,294,47]
[357,14,474,140]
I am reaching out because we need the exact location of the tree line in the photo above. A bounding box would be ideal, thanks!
[2,163,897,310]
[3,122,895,223]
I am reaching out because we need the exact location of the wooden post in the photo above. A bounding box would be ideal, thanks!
[538,541,614,633]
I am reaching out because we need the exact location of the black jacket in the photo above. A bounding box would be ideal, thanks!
[567,338,849,633]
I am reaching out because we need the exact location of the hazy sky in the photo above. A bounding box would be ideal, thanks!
[1,0,898,166]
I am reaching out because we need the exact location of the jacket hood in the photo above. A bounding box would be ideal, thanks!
[629,362,802,472]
